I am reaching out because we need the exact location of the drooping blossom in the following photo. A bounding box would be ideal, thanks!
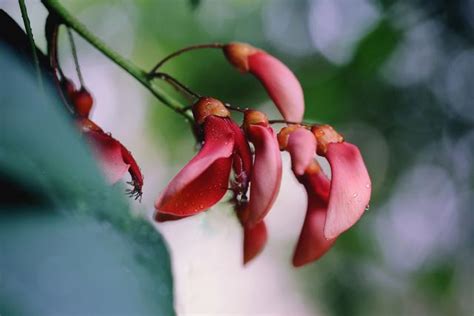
[155,97,252,217]
[278,126,335,266]
[68,84,143,198]
[242,110,282,227]
[223,42,304,122]
[311,125,371,240]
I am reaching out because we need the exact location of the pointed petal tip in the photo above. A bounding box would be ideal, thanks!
[292,207,336,268]
[243,220,267,265]
[324,142,371,239]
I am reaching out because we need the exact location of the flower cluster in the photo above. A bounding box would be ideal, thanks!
[10,3,371,269]
[154,43,371,266]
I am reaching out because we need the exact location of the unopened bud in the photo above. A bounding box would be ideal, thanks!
[73,88,94,118]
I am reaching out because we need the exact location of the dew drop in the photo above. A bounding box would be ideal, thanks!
[365,183,371,189]
[365,204,370,211]
[352,193,358,198]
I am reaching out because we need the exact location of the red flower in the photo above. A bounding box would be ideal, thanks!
[311,125,371,239]
[70,86,143,199]
[242,110,283,227]
[224,43,305,122]
[77,118,143,199]
[278,125,371,266]
[155,97,252,217]
[279,126,335,266]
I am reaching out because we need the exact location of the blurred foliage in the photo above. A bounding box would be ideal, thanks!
[0,32,174,315]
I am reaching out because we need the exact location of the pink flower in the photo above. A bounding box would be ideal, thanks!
[311,125,371,240]
[64,84,144,198]
[279,126,335,266]
[155,97,252,217]
[242,110,283,227]
[224,43,305,122]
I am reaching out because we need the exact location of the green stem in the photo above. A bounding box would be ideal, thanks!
[19,0,43,89]
[41,0,193,121]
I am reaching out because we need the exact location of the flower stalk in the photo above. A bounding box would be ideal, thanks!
[41,0,193,121]
[19,0,43,89]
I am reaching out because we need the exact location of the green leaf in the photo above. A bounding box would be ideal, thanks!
[350,19,402,76]
[0,209,174,315]
[0,42,174,315]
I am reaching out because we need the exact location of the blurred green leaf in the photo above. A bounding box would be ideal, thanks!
[0,209,174,315]
[0,43,174,315]
[350,19,402,76]
[189,0,201,10]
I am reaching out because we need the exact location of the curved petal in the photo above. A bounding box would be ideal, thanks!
[85,130,130,184]
[324,142,371,239]
[155,116,234,216]
[246,125,282,226]
[248,52,304,122]
[155,212,192,223]
[228,121,252,195]
[286,128,316,176]
[120,145,144,199]
[243,220,267,265]
[293,169,335,267]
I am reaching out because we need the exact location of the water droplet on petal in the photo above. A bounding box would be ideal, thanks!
[352,193,358,198]
[365,204,370,211]
[365,183,371,189]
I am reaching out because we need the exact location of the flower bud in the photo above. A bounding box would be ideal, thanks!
[223,42,304,122]
[73,87,94,118]
[61,78,76,100]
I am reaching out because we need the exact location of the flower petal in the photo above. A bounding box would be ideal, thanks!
[85,130,130,184]
[243,220,267,265]
[293,168,335,267]
[120,144,144,199]
[154,212,191,222]
[155,116,234,216]
[324,142,371,239]
[246,124,282,226]
[286,128,316,176]
[228,121,253,195]
[248,52,304,122]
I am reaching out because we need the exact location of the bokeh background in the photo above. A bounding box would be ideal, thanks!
[1,0,473,315]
